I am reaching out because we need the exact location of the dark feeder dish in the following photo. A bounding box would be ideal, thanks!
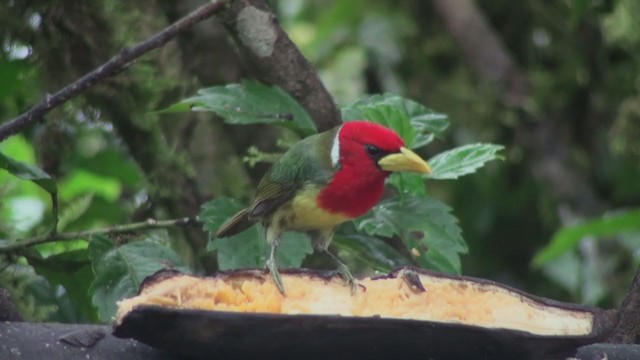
[113,268,618,360]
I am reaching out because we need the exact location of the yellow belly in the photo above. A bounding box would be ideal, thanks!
[289,186,351,230]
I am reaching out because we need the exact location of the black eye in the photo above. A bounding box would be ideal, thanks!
[365,145,381,156]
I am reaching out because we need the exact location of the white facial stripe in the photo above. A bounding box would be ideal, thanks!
[330,126,342,167]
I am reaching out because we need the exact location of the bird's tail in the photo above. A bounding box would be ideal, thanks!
[216,209,256,238]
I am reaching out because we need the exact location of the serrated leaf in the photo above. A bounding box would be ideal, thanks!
[209,233,264,269]
[341,93,449,148]
[0,151,56,194]
[428,143,504,180]
[157,80,316,135]
[275,232,314,268]
[88,235,188,321]
[360,105,417,146]
[210,229,312,269]
[29,249,97,322]
[354,213,396,238]
[364,196,467,274]
[532,209,640,268]
[387,172,427,197]
[201,197,312,270]
[201,197,265,268]
[199,196,249,236]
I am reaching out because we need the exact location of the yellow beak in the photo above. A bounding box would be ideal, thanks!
[378,147,431,174]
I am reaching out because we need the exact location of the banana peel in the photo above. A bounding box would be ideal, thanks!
[113,267,618,360]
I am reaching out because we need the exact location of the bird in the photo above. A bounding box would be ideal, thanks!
[215,120,431,295]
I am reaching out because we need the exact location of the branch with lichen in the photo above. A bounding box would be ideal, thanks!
[217,0,341,132]
[0,217,201,254]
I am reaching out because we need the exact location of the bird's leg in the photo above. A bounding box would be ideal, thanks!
[324,249,358,294]
[265,226,286,295]
[310,229,359,294]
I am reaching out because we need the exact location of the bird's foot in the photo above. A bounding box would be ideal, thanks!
[336,263,359,295]
[266,257,286,295]
[322,249,359,294]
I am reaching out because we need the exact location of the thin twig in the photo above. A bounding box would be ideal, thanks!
[0,217,201,253]
[0,0,227,141]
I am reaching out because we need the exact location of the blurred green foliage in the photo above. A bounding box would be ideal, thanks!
[0,88,146,322]
[0,0,639,323]
[88,234,189,321]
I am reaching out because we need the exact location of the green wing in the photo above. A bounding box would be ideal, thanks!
[248,128,337,219]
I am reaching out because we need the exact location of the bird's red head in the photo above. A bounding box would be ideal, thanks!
[318,121,430,218]
[334,121,405,173]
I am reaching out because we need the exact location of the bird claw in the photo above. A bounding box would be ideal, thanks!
[336,263,359,295]
[266,258,286,295]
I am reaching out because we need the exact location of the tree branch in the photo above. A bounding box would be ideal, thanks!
[0,217,201,254]
[607,265,640,343]
[0,0,227,141]
[431,0,530,107]
[217,0,341,132]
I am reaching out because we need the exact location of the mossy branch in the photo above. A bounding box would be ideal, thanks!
[0,217,201,254]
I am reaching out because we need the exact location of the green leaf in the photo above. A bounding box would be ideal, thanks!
[355,213,396,238]
[57,194,94,231]
[0,151,57,194]
[210,231,315,270]
[0,134,36,164]
[29,249,97,322]
[360,105,418,146]
[387,172,427,197]
[428,143,504,180]
[157,80,317,135]
[58,170,121,202]
[276,232,314,268]
[532,209,640,268]
[342,93,449,148]
[88,235,188,321]
[358,196,467,274]
[35,238,87,259]
[333,232,410,273]
[201,197,264,268]
[201,197,312,270]
[75,148,142,187]
[208,227,265,269]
